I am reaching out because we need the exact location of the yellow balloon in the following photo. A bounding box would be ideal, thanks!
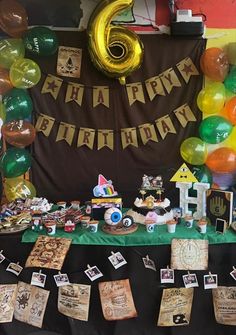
[223,126,236,151]
[0,39,25,69]
[197,82,226,115]
[4,177,36,202]
[180,137,208,165]
[87,0,144,85]
[9,58,41,89]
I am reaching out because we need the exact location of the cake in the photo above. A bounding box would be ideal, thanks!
[125,175,173,225]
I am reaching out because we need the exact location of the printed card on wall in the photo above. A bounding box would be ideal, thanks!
[213,286,236,325]
[99,279,137,321]
[0,284,17,323]
[14,281,49,328]
[25,236,72,270]
[57,46,82,78]
[58,284,91,321]
[157,288,194,327]
[171,239,208,270]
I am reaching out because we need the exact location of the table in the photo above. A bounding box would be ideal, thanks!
[1,225,236,335]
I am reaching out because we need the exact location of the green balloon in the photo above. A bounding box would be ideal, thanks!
[199,116,233,144]
[23,26,58,56]
[190,165,213,196]
[3,88,33,122]
[0,147,31,178]
[224,66,236,94]
[0,39,25,69]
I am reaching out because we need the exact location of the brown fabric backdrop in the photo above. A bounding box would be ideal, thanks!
[29,31,206,207]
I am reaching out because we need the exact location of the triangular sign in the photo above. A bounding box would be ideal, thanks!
[170,163,198,182]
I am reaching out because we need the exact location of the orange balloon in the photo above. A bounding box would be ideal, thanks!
[200,47,229,82]
[206,147,236,173]
[222,96,236,125]
[2,120,36,147]
[0,0,28,38]
[0,67,13,95]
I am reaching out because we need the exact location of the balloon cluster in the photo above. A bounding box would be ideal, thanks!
[180,45,236,189]
[0,0,58,201]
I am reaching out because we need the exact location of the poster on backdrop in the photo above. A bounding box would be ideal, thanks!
[18,0,157,29]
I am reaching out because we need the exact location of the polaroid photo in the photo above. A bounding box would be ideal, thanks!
[31,272,47,288]
[6,262,23,276]
[108,252,127,269]
[0,252,5,264]
[204,274,218,289]
[182,273,199,288]
[85,266,103,282]
[142,256,156,271]
[54,273,70,287]
[160,268,175,284]
[230,269,236,281]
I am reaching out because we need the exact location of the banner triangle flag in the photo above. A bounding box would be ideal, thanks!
[170,163,198,182]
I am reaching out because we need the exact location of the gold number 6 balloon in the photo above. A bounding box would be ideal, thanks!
[87,0,144,85]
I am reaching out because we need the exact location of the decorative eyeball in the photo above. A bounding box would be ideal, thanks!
[122,215,134,228]
[104,207,122,226]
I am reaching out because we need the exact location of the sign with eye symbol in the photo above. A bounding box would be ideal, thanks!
[170,163,198,183]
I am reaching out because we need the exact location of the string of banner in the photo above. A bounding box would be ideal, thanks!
[1,246,236,289]
[1,244,236,326]
[36,57,199,150]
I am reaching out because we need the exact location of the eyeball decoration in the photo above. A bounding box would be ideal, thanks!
[104,207,122,226]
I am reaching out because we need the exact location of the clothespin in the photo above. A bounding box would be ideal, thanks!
[111,251,115,256]
[146,255,150,261]
[208,271,213,280]
[87,264,91,270]
[188,271,191,276]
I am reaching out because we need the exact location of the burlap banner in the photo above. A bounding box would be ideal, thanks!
[41,57,199,107]
[35,103,196,150]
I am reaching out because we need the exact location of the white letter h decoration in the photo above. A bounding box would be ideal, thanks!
[176,182,210,220]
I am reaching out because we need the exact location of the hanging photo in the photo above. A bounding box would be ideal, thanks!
[142,256,156,271]
[204,274,218,289]
[0,253,5,264]
[58,284,91,321]
[230,268,236,281]
[160,268,175,284]
[157,287,194,327]
[182,273,199,288]
[108,252,127,269]
[6,262,23,276]
[57,46,82,78]
[84,265,103,282]
[31,272,47,288]
[54,273,70,287]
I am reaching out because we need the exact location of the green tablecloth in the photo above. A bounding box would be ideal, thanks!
[22,221,236,246]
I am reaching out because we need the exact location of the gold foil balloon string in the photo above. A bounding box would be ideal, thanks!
[87,0,144,85]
